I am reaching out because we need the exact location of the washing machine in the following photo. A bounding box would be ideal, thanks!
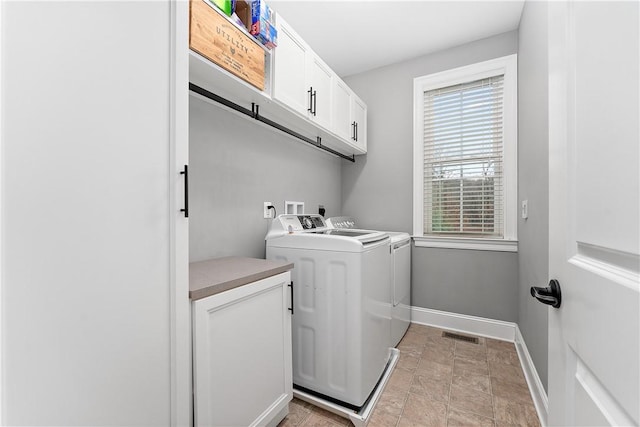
[265,214,392,409]
[326,217,411,347]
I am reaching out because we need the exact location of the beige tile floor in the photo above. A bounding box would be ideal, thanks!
[279,323,541,427]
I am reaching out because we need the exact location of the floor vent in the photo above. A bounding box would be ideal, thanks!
[442,331,479,344]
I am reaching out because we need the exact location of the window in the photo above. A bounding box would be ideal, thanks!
[413,55,517,251]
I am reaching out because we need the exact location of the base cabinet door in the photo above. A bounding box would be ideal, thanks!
[193,272,293,427]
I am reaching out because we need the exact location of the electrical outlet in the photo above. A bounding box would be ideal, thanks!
[264,202,274,219]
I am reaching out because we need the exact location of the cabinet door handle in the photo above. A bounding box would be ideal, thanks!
[288,281,294,314]
[355,122,358,142]
[351,122,356,140]
[312,90,317,116]
[307,87,313,114]
[180,165,189,218]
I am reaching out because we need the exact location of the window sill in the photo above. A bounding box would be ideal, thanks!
[413,236,518,252]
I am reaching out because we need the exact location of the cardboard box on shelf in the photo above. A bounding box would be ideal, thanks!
[234,0,252,31]
[250,0,277,49]
[190,0,265,90]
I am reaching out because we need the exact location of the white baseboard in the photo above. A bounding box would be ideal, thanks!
[515,326,549,427]
[410,306,516,341]
[410,306,549,426]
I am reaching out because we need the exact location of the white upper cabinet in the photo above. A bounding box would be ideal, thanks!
[332,77,367,154]
[272,15,376,155]
[351,93,367,152]
[307,55,333,130]
[273,16,334,130]
[332,78,352,141]
[272,20,309,116]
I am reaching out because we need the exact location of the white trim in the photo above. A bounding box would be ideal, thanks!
[515,326,549,427]
[170,1,191,426]
[410,306,516,341]
[413,54,518,243]
[0,0,4,422]
[413,236,518,252]
[412,74,425,236]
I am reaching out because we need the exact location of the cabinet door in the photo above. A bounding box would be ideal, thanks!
[193,273,293,427]
[307,55,333,130]
[273,19,309,117]
[332,78,352,141]
[352,95,367,152]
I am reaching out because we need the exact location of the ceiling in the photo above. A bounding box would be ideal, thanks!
[269,1,525,77]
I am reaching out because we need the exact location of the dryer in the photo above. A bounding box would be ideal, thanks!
[326,217,411,347]
[265,215,392,409]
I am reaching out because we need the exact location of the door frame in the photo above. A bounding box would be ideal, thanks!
[0,0,4,422]
[170,1,192,426]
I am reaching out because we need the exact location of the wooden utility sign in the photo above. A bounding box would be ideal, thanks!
[190,0,265,90]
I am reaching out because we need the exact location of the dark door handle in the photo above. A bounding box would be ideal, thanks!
[180,165,188,218]
[288,281,294,315]
[307,87,313,114]
[531,279,561,308]
[312,90,317,116]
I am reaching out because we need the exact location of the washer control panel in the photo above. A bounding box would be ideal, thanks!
[300,215,325,229]
[275,214,326,232]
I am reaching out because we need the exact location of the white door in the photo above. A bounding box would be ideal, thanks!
[546,2,639,426]
[1,1,190,425]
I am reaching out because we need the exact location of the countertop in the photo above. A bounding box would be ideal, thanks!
[189,256,294,301]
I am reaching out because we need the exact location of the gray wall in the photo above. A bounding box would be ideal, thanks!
[343,31,520,322]
[517,0,549,391]
[413,248,519,321]
[189,96,342,261]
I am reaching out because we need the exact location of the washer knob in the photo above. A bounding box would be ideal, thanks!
[302,217,313,229]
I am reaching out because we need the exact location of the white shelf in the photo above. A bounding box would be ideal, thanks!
[189,50,271,105]
[188,51,365,158]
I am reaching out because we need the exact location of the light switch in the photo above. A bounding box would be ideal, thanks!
[521,200,529,219]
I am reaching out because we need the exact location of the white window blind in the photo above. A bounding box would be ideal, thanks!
[423,75,504,237]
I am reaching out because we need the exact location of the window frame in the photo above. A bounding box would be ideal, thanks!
[413,54,518,252]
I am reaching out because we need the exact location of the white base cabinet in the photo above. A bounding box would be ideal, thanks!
[192,272,293,427]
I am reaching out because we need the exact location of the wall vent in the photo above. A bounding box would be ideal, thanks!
[442,331,479,344]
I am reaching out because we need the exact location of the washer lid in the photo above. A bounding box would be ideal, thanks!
[266,215,390,250]
[318,229,389,244]
[387,231,411,245]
